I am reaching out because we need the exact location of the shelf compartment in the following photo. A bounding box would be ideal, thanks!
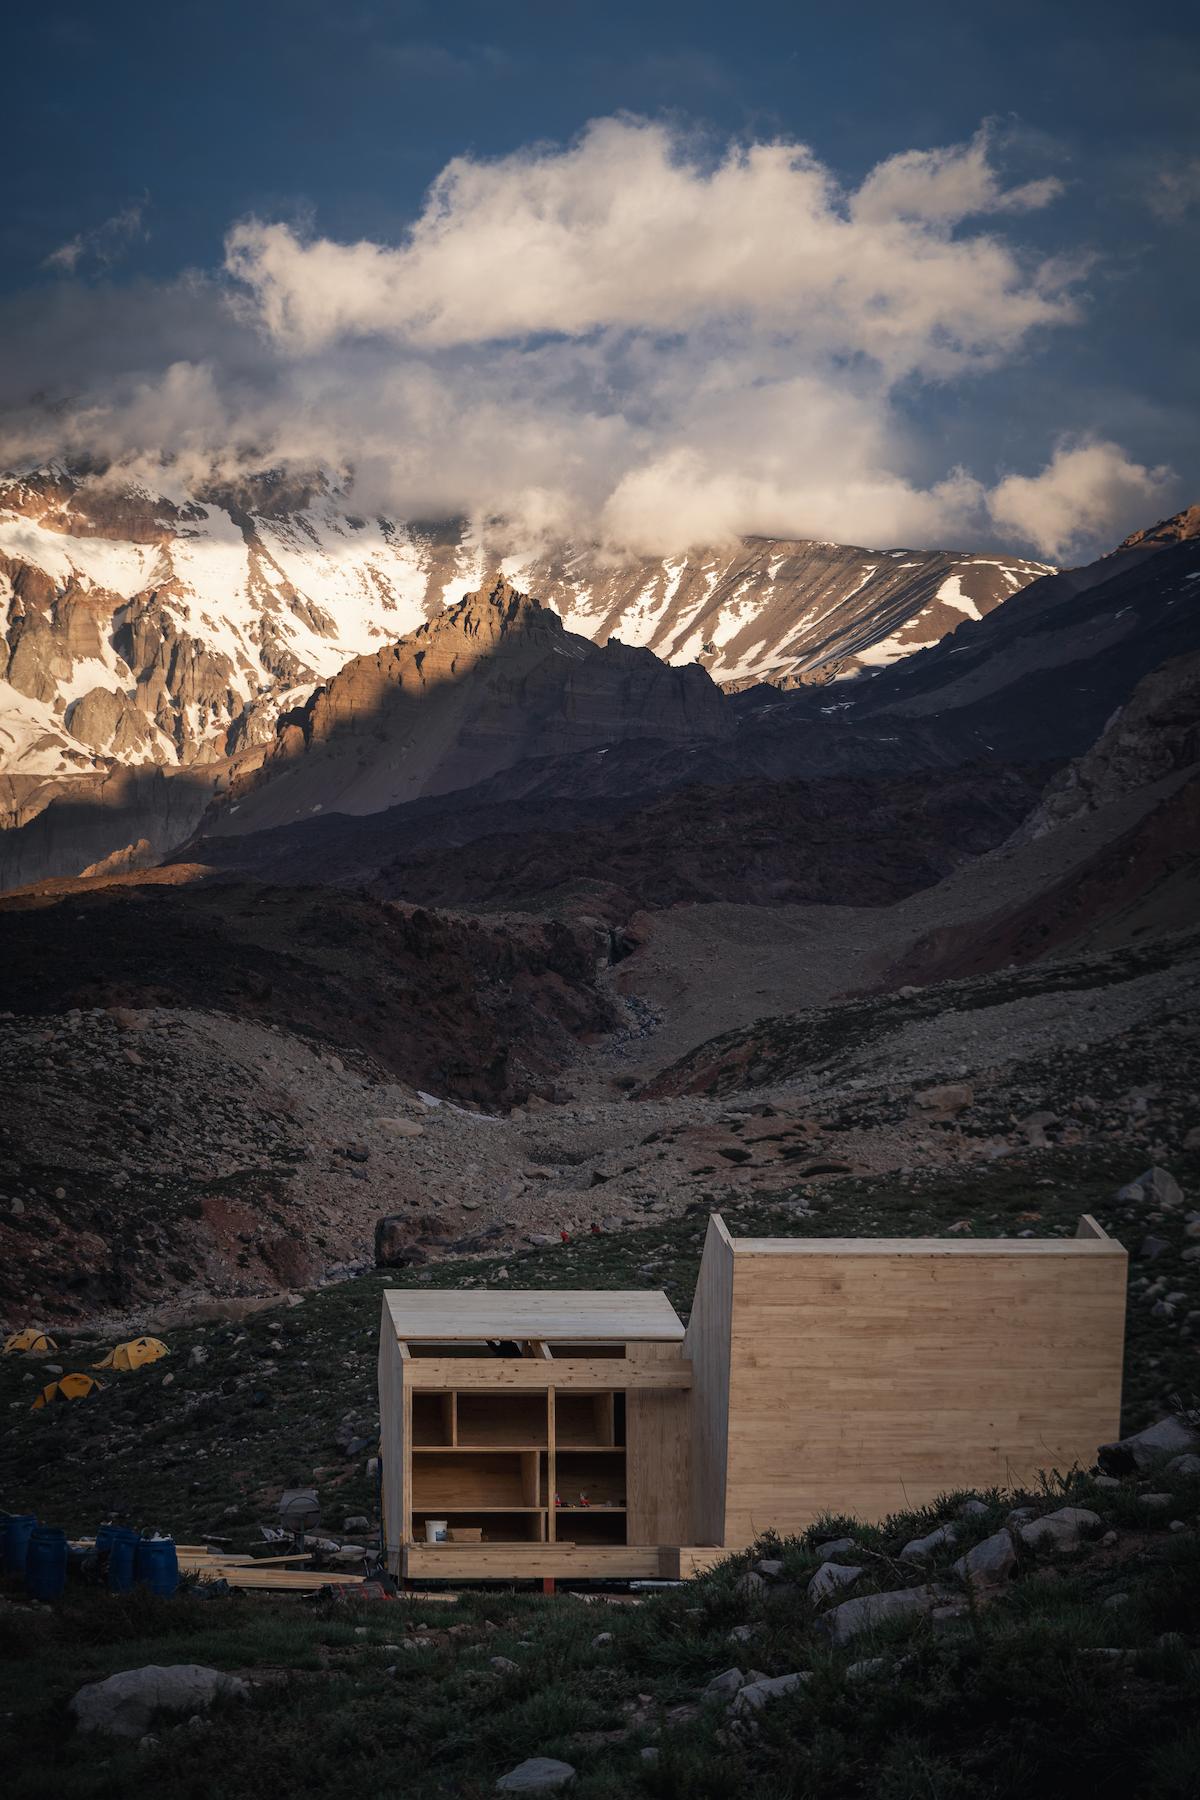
[412,1449,540,1510]
[548,1342,626,1359]
[554,1510,627,1546]
[412,1392,454,1447]
[457,1391,548,1447]
[555,1449,627,1509]
[411,1509,546,1545]
[555,1393,622,1447]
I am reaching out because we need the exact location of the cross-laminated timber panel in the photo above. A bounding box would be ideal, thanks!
[691,1213,1126,1547]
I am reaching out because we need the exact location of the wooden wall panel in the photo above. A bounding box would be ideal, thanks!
[377,1310,406,1570]
[682,1215,735,1545]
[627,1343,691,1544]
[721,1239,1126,1546]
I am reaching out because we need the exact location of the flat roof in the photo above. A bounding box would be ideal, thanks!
[708,1212,1123,1257]
[383,1289,686,1342]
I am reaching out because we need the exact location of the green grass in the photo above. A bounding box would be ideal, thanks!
[2,1466,1199,1800]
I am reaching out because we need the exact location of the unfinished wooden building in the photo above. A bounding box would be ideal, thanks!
[378,1213,1126,1580]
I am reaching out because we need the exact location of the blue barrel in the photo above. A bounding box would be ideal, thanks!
[25,1526,67,1601]
[134,1537,179,1597]
[105,1525,139,1593]
[3,1513,37,1575]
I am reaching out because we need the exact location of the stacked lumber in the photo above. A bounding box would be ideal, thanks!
[178,1550,367,1592]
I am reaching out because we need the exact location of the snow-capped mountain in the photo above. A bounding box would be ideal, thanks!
[0,463,1052,783]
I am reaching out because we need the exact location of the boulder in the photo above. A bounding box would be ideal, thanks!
[70,1665,250,1739]
[1165,1454,1200,1477]
[730,1672,811,1715]
[374,1117,424,1139]
[900,1523,959,1561]
[495,1758,577,1793]
[952,1529,1016,1589]
[703,1667,746,1700]
[734,1570,766,1600]
[373,1216,427,1268]
[807,1562,863,1605]
[814,1536,860,1563]
[1018,1507,1101,1552]
[913,1083,974,1115]
[1099,1416,1200,1474]
[1116,1167,1184,1209]
[821,1585,940,1645]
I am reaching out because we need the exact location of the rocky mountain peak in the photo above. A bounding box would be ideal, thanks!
[1117,502,1200,553]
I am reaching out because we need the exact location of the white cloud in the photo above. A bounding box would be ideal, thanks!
[44,200,149,275]
[0,119,1173,563]
[223,118,1074,377]
[1147,155,1200,222]
[989,440,1173,559]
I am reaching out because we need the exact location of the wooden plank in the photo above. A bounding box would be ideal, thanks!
[202,1568,367,1592]
[378,1304,405,1570]
[682,1214,735,1545]
[406,1359,691,1391]
[733,1234,1126,1258]
[626,1343,691,1546]
[383,1290,685,1342]
[403,1543,669,1580]
[718,1239,1127,1547]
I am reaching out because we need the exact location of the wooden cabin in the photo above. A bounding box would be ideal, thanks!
[378,1212,1126,1581]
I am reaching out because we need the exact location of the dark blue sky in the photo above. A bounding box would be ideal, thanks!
[2,0,1197,554]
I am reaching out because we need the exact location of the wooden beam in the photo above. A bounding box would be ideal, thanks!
[406,1358,691,1392]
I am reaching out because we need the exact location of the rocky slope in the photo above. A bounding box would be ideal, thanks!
[205,577,730,837]
[0,463,1052,794]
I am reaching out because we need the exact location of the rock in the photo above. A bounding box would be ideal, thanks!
[845,1657,887,1682]
[490,1656,520,1674]
[807,1562,863,1605]
[703,1668,746,1700]
[727,1624,755,1643]
[822,1586,940,1645]
[813,1536,859,1563]
[913,1083,974,1115]
[591,1632,613,1648]
[1165,1454,1200,1477]
[1117,1167,1184,1209]
[1092,1475,1121,1489]
[900,1523,959,1560]
[730,1672,810,1714]
[931,1604,970,1634]
[755,1558,785,1579]
[495,1758,577,1793]
[639,1747,660,1765]
[952,1530,1015,1589]
[1140,1235,1171,1261]
[373,1216,428,1268]
[1099,1416,1200,1474]
[1139,1493,1172,1512]
[70,1665,250,1739]
[734,1570,766,1599]
[957,1499,990,1519]
[188,1345,209,1368]
[1103,1592,1131,1610]
[1018,1507,1101,1552]
[374,1117,424,1139]
[343,1515,371,1532]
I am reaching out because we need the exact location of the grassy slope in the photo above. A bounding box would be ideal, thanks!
[4,1146,1199,1798]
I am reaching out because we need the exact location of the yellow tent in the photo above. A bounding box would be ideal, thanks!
[4,1329,58,1355]
[94,1336,169,1372]
[31,1372,105,1410]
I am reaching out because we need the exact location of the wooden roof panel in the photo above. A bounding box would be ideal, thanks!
[383,1289,685,1342]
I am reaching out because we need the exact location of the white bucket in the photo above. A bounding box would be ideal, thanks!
[424,1518,448,1544]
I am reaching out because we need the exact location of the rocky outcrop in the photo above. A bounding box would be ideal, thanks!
[207,578,732,836]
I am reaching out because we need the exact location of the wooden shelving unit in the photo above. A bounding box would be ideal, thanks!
[408,1387,628,1546]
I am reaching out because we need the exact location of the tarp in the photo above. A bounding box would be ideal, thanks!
[31,1372,105,1410]
[94,1336,168,1371]
[4,1329,57,1354]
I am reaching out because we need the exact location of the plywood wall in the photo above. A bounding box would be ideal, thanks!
[626,1343,691,1544]
[720,1235,1127,1546]
[377,1310,406,1568]
[682,1215,735,1544]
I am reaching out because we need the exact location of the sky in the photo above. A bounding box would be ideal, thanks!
[1,0,1198,561]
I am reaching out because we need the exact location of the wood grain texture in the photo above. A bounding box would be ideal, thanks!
[720,1230,1126,1545]
[402,1544,670,1579]
[682,1214,735,1545]
[405,1358,691,1391]
[384,1290,685,1341]
[377,1310,405,1568]
[626,1343,691,1545]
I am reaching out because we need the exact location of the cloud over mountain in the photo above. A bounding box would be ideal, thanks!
[0,118,1177,560]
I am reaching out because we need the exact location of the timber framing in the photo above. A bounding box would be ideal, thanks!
[378,1213,1126,1581]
